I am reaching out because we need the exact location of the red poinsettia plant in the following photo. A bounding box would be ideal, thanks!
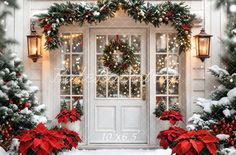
[55,127,82,150]
[172,130,219,155]
[160,110,183,125]
[157,127,186,149]
[56,108,81,124]
[17,123,82,155]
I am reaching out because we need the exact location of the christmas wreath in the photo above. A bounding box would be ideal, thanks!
[103,36,136,75]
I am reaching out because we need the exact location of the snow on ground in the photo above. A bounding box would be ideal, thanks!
[60,149,172,155]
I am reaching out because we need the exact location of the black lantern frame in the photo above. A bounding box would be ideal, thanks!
[194,28,213,62]
[27,22,42,62]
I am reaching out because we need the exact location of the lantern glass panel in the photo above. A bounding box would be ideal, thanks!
[27,36,42,56]
[198,37,209,56]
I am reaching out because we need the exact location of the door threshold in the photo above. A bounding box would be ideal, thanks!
[78,144,159,150]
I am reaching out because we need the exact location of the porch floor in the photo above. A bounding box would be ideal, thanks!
[60,149,172,155]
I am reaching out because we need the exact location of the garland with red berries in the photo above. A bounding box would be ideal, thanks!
[37,0,195,53]
[103,37,136,75]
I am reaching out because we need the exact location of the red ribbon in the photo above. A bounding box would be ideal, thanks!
[116,34,119,41]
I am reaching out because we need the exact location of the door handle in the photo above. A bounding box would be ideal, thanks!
[142,74,146,101]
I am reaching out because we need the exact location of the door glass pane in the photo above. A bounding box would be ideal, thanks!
[131,54,141,75]
[60,97,70,110]
[72,76,83,95]
[156,76,167,94]
[156,34,167,53]
[168,34,178,53]
[97,55,107,75]
[131,76,141,98]
[61,34,70,53]
[119,76,129,98]
[168,76,179,94]
[108,76,118,97]
[61,77,70,95]
[72,34,83,53]
[96,76,107,98]
[131,35,141,53]
[168,54,178,75]
[96,35,106,53]
[72,55,83,75]
[61,54,70,75]
[156,54,167,74]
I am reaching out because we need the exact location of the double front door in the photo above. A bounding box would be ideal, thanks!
[89,28,148,144]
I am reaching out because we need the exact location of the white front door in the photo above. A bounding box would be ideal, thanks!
[89,29,148,144]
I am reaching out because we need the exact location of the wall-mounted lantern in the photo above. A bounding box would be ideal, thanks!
[27,21,42,62]
[194,28,212,62]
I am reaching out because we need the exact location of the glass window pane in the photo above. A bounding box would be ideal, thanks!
[156,54,167,74]
[72,55,83,75]
[169,76,179,94]
[131,35,141,53]
[60,97,70,110]
[97,55,107,75]
[72,96,83,108]
[61,77,70,95]
[119,35,129,43]
[72,76,83,95]
[169,97,179,107]
[72,34,83,53]
[119,76,129,98]
[156,96,167,105]
[61,34,71,53]
[168,34,178,53]
[131,76,141,98]
[156,33,167,53]
[96,35,106,53]
[96,76,107,98]
[131,54,141,75]
[108,35,115,42]
[168,54,179,75]
[108,76,118,98]
[61,54,70,75]
[108,35,129,44]
[156,76,167,94]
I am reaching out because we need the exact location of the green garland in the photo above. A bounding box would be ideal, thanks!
[37,0,195,53]
[103,38,136,75]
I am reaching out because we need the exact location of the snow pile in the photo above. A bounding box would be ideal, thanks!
[209,65,229,78]
[0,147,8,155]
[221,147,236,155]
[159,68,178,75]
[227,87,236,102]
[196,98,213,113]
[60,149,172,155]
[216,134,230,141]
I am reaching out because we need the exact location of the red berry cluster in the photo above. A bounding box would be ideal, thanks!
[1,122,13,141]
[212,119,236,147]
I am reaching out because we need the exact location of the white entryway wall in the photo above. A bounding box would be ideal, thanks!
[6,0,227,148]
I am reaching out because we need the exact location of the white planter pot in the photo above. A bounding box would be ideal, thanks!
[156,119,171,133]
[61,120,81,133]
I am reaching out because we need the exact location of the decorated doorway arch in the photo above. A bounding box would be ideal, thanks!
[37,0,195,52]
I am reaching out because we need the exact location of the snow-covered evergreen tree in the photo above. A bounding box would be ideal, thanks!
[0,0,46,150]
[188,1,236,153]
